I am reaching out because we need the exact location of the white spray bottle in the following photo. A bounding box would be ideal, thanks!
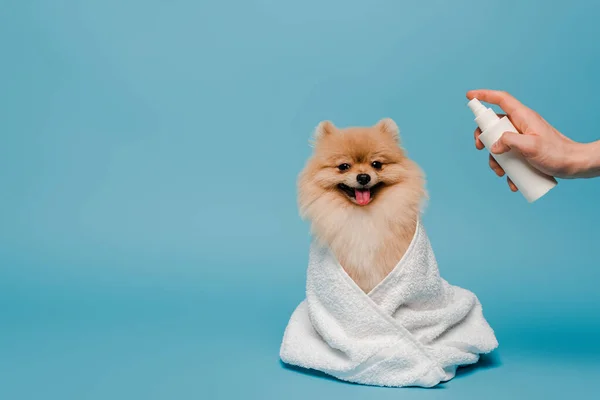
[467,98,557,202]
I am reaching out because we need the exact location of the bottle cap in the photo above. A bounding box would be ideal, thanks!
[468,98,500,131]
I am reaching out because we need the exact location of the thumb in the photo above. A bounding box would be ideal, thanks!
[491,132,538,157]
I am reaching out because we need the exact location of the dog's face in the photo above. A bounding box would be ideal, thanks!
[299,119,412,209]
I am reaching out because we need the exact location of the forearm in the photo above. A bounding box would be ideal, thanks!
[572,140,600,178]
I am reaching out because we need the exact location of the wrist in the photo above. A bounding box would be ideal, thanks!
[571,140,600,178]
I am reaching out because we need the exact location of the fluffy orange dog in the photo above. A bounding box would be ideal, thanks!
[298,119,426,293]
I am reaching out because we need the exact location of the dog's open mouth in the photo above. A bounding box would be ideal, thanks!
[337,182,384,206]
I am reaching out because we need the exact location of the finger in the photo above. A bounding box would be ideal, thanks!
[507,177,518,192]
[474,128,484,150]
[491,131,539,157]
[466,90,523,115]
[489,155,505,176]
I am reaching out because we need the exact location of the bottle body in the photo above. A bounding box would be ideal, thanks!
[479,116,557,202]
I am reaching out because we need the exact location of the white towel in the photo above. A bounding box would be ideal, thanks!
[280,221,498,387]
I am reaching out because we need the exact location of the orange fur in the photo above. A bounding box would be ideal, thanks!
[298,119,426,293]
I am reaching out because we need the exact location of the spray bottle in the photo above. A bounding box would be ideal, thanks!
[467,98,557,202]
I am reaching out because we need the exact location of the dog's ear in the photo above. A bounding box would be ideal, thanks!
[375,118,399,142]
[310,121,336,146]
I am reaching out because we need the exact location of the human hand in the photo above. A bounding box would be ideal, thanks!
[467,89,600,191]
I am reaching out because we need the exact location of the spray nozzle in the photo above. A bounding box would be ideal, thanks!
[467,98,500,131]
[467,98,486,116]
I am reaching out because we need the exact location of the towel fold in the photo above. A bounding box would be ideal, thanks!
[280,221,498,387]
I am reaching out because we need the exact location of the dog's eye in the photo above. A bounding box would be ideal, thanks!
[371,161,382,169]
[338,163,351,171]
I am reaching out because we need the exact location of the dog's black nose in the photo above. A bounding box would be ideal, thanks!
[356,174,371,185]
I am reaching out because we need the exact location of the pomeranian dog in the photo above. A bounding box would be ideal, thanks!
[298,119,426,293]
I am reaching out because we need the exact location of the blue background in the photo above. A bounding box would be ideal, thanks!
[2,1,599,399]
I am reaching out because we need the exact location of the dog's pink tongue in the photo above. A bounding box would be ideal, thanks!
[355,189,371,205]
